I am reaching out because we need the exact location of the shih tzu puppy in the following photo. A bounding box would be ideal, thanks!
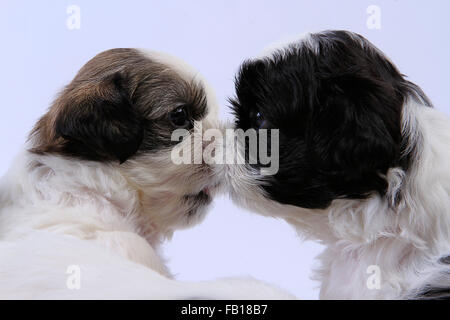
[228,30,450,299]
[0,48,293,299]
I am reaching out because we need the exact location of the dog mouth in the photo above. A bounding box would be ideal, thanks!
[183,188,212,205]
[183,180,222,204]
[180,179,223,216]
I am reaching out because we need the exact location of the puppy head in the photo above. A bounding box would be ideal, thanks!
[230,30,430,212]
[30,48,221,236]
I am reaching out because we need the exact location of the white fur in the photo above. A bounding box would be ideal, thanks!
[0,147,294,299]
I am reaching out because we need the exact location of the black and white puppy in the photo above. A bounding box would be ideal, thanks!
[0,48,293,299]
[229,30,450,299]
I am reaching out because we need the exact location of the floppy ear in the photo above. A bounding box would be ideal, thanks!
[52,72,144,163]
[310,75,403,196]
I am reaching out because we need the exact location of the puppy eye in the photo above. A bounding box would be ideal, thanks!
[252,111,266,129]
[169,106,191,128]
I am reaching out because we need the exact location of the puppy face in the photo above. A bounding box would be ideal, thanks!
[30,48,220,237]
[231,30,430,210]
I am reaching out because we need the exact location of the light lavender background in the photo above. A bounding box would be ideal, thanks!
[1,0,449,299]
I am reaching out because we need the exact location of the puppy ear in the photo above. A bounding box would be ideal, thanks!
[311,75,403,196]
[35,72,144,163]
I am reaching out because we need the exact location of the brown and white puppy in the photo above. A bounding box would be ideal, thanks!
[0,49,293,299]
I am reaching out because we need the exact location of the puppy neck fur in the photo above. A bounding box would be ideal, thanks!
[0,150,180,276]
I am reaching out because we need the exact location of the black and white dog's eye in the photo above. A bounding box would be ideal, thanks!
[253,111,266,129]
[169,106,191,128]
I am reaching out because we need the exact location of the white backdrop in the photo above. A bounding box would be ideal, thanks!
[1,0,449,299]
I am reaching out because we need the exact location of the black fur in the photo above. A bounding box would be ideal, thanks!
[413,256,450,300]
[55,72,144,163]
[415,286,450,300]
[231,30,431,209]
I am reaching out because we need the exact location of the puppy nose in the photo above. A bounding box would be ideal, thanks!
[197,120,226,166]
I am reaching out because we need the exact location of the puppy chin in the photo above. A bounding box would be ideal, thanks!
[219,125,290,219]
